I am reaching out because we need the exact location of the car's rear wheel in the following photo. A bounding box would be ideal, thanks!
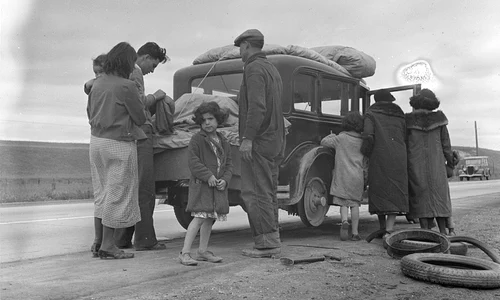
[297,177,329,227]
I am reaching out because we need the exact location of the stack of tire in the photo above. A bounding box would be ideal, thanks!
[383,229,500,289]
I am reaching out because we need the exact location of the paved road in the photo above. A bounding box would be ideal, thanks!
[1,180,499,263]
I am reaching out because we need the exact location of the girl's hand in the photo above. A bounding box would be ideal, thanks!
[216,179,227,191]
[208,175,218,187]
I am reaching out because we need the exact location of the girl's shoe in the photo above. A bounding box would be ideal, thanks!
[179,252,198,266]
[98,249,134,259]
[196,250,223,263]
[448,229,456,236]
[91,243,101,258]
[340,221,349,241]
[351,234,361,241]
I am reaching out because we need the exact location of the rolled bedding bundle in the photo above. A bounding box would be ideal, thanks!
[311,45,376,78]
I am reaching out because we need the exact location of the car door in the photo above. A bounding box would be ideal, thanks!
[365,84,421,114]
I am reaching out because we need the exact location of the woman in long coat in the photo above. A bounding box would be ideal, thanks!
[362,89,409,235]
[406,89,453,234]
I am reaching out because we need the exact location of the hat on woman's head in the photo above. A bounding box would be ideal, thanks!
[374,89,395,103]
[418,89,437,101]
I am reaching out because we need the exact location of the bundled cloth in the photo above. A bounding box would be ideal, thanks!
[152,96,175,135]
[154,94,241,150]
[191,43,374,78]
[311,45,376,78]
[285,45,351,76]
[153,93,292,150]
[193,44,287,65]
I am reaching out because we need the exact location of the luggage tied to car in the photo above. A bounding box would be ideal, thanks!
[153,93,291,151]
[311,45,376,78]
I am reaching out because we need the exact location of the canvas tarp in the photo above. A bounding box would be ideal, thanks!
[311,45,376,78]
[153,94,240,150]
[153,93,291,151]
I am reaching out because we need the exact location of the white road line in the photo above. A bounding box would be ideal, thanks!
[0,209,174,225]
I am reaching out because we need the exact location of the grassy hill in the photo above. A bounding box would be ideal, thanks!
[0,140,91,179]
[0,140,499,179]
[0,140,498,202]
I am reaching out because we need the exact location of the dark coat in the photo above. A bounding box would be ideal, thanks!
[363,102,409,214]
[186,130,233,214]
[406,110,452,218]
[238,52,285,159]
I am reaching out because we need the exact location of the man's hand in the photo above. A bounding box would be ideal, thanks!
[216,179,227,191]
[239,139,253,162]
[153,89,166,101]
[208,175,218,187]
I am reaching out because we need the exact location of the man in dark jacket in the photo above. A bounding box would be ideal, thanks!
[114,42,171,251]
[234,29,285,258]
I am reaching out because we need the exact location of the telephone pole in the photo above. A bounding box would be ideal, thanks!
[475,121,479,156]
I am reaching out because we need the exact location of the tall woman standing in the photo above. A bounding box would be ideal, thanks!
[362,89,409,237]
[87,42,146,259]
[406,89,453,235]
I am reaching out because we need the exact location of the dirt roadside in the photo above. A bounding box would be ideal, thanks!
[1,193,500,300]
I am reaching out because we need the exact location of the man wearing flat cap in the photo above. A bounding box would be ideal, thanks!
[234,29,285,258]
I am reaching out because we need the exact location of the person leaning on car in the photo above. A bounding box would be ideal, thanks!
[234,29,286,258]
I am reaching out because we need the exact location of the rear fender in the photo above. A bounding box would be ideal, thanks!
[282,145,334,206]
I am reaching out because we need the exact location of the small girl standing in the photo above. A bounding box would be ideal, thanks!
[321,111,368,241]
[179,101,233,266]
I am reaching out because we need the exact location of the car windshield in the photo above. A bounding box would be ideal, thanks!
[191,73,243,100]
[466,159,482,165]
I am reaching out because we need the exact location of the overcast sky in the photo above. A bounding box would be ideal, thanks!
[1,0,499,150]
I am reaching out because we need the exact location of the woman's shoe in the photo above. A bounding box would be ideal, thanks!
[340,221,349,241]
[91,243,101,258]
[351,234,361,241]
[98,249,134,259]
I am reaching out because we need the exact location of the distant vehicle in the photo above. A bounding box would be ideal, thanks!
[458,156,491,181]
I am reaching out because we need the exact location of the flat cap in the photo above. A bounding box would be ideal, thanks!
[234,29,264,47]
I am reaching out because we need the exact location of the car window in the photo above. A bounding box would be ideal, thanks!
[320,77,355,116]
[293,72,316,113]
[191,73,243,100]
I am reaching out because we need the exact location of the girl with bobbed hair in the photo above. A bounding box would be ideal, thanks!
[87,42,146,259]
[179,101,233,266]
[321,111,368,241]
[406,88,455,235]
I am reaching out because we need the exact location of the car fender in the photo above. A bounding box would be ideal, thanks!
[281,144,334,206]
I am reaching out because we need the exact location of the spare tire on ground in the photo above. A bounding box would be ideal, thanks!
[385,229,450,259]
[394,239,468,256]
[449,236,500,263]
[401,253,500,289]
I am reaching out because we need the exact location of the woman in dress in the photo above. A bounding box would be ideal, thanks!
[87,42,146,259]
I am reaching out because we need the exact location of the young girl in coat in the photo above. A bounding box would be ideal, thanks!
[179,101,233,266]
[321,111,368,241]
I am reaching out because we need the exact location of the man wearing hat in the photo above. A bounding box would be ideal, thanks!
[362,89,409,238]
[234,29,285,258]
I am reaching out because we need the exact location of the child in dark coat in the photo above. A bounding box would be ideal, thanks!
[179,102,233,266]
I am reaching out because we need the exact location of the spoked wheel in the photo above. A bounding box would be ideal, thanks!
[297,177,329,227]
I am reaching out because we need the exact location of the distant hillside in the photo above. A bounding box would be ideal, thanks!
[0,140,499,179]
[0,140,90,179]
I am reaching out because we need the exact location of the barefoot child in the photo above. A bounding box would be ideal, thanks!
[179,101,233,266]
[321,111,368,241]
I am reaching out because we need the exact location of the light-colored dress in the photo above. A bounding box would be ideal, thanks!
[320,131,367,208]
